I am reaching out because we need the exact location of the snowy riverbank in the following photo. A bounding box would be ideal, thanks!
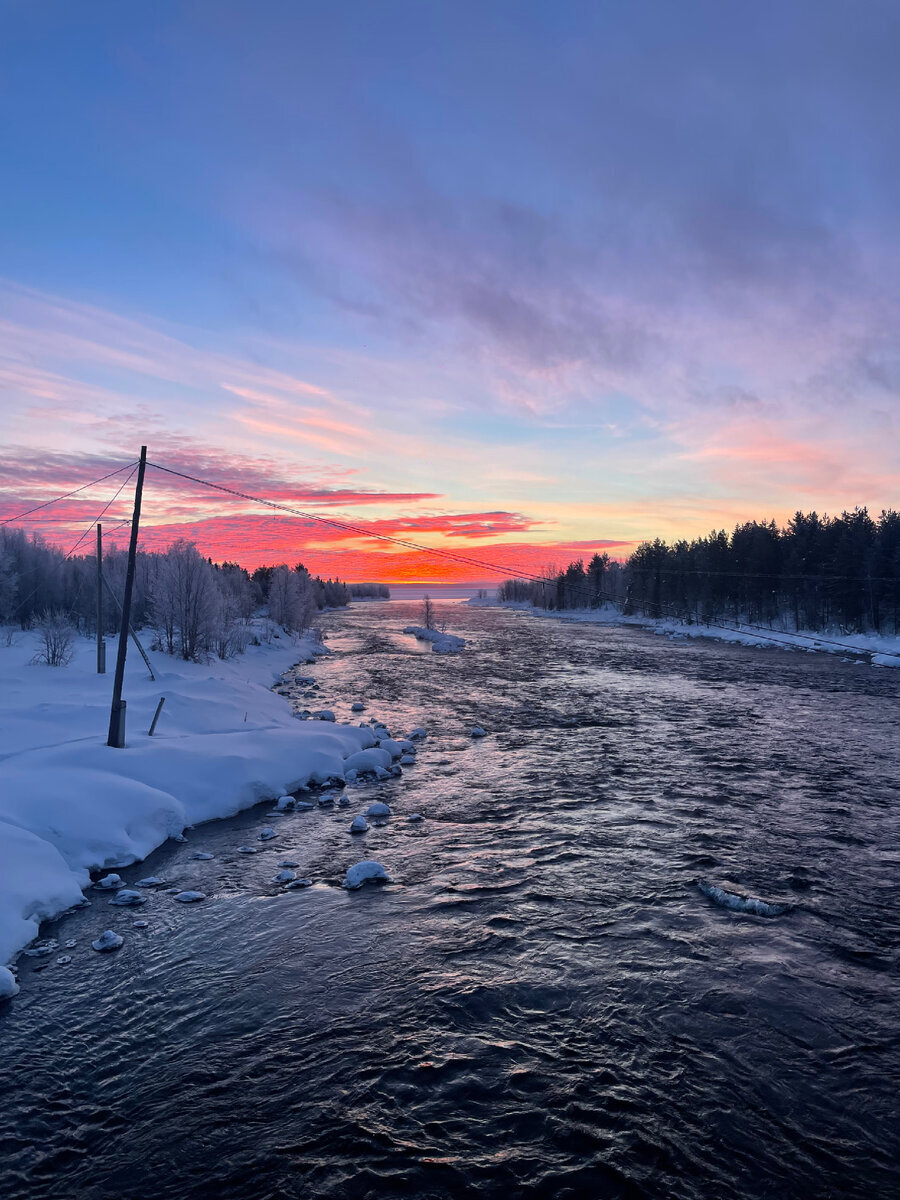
[0,626,378,995]
[474,599,900,667]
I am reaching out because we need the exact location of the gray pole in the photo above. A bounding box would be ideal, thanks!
[107,447,147,747]
[96,523,105,674]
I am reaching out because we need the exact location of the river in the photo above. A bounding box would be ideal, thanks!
[2,601,899,1200]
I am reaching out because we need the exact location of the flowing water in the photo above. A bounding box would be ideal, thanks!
[2,602,899,1200]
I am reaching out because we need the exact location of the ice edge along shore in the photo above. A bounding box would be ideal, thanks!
[0,626,380,997]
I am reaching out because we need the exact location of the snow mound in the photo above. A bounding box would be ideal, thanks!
[342,861,389,890]
[366,802,391,818]
[403,626,466,654]
[95,874,124,890]
[0,968,19,999]
[698,880,786,917]
[342,747,392,776]
[108,889,147,907]
[350,816,368,833]
[275,795,295,811]
[92,930,124,952]
[173,890,206,903]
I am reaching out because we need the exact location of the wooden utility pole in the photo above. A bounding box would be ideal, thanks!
[107,446,147,748]
[96,523,106,674]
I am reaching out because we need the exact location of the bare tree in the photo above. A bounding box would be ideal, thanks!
[422,594,435,630]
[31,610,76,666]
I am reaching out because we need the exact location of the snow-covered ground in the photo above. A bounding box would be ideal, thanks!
[476,600,900,667]
[403,625,466,654]
[0,626,378,994]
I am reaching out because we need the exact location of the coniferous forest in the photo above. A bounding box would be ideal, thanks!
[498,508,900,635]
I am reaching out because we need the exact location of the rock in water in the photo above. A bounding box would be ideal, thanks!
[108,889,147,907]
[135,876,164,887]
[273,869,296,884]
[278,859,300,868]
[316,710,336,722]
[351,702,366,712]
[56,955,72,965]
[471,726,487,738]
[342,861,389,890]
[95,874,124,890]
[284,878,313,890]
[92,930,124,952]
[173,891,206,904]
[258,828,277,841]
[407,813,424,822]
[366,801,391,818]
[191,851,214,861]
[236,846,257,854]
[350,816,368,834]
[408,727,427,740]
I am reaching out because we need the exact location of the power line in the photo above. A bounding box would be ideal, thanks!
[145,459,900,661]
[0,461,139,526]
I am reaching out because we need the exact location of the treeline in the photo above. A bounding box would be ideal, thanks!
[349,582,391,599]
[498,509,900,635]
[0,530,355,660]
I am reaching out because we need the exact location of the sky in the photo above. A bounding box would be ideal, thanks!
[1,0,899,582]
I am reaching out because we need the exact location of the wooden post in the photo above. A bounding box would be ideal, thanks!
[148,696,165,736]
[96,523,105,674]
[107,447,147,748]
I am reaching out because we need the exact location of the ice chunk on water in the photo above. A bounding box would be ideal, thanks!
[56,955,72,965]
[342,861,389,890]
[108,889,147,907]
[236,846,257,854]
[136,876,164,887]
[173,891,206,903]
[191,852,214,861]
[284,878,313,890]
[273,869,296,884]
[350,815,368,833]
[23,939,57,957]
[258,828,277,841]
[64,939,77,949]
[275,795,294,811]
[698,880,786,917]
[92,930,124,952]
[471,726,487,738]
[366,802,391,817]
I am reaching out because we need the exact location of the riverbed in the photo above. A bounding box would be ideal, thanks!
[2,601,898,1200]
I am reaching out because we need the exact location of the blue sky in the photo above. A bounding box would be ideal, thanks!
[2,1,899,577]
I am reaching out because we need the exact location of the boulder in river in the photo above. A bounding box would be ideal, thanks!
[366,801,391,818]
[350,815,368,833]
[92,930,124,952]
[342,861,389,890]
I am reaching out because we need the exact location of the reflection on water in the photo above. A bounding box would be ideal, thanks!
[2,602,899,1200]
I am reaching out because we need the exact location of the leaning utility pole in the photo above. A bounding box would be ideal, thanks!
[96,523,106,674]
[107,447,147,747]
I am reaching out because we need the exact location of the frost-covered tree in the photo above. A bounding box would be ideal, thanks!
[152,539,218,660]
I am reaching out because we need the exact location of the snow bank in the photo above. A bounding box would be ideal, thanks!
[486,599,900,665]
[0,627,376,971]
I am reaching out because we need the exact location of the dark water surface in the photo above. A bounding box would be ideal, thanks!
[3,602,899,1200]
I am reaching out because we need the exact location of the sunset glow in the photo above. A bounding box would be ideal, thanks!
[2,3,898,581]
